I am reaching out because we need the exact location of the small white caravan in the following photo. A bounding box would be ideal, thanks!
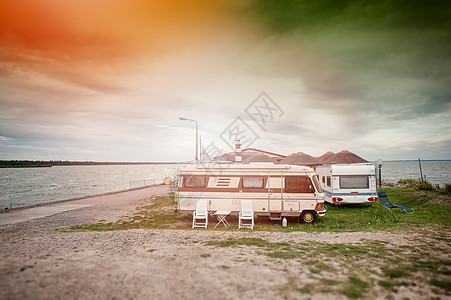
[176,163,326,223]
[315,163,378,205]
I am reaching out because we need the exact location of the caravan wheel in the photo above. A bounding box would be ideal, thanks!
[299,211,316,224]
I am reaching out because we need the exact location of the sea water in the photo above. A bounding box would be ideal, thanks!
[380,160,451,186]
[1,161,450,209]
[0,164,179,209]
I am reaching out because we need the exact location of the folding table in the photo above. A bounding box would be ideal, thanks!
[213,211,231,228]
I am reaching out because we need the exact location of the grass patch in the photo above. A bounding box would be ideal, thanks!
[378,188,451,226]
[412,259,451,274]
[296,202,396,232]
[299,283,314,294]
[206,238,403,265]
[341,285,362,298]
[205,237,415,283]
[66,187,450,233]
[207,238,301,260]
[310,268,321,274]
[324,279,340,286]
[266,251,297,259]
[378,280,395,290]
[67,196,191,231]
[349,276,368,288]
[206,236,449,297]
[297,187,451,232]
[317,263,334,271]
[383,267,409,279]
[430,279,451,291]
[206,237,275,248]
[341,276,369,298]
[207,237,300,260]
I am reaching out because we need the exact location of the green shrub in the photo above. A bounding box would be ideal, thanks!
[443,183,451,194]
[397,178,420,189]
[397,178,435,191]
[418,181,433,191]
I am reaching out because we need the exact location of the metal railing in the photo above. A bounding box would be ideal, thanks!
[129,179,156,189]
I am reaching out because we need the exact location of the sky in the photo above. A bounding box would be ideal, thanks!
[0,0,450,162]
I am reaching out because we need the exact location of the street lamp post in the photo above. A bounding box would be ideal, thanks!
[179,117,198,163]
[376,159,383,188]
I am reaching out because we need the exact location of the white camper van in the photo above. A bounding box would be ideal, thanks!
[176,163,326,223]
[315,163,378,205]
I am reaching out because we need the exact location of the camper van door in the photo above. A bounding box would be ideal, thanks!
[333,176,339,192]
[268,171,283,211]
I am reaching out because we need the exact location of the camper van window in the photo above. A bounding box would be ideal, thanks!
[339,175,369,189]
[313,175,323,193]
[285,176,315,193]
[185,177,205,188]
[242,177,264,188]
[327,176,331,187]
[322,176,325,184]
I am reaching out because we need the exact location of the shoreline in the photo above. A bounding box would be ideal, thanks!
[0,161,181,168]
[0,183,169,213]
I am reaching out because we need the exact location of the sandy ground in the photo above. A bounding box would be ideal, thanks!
[0,186,449,299]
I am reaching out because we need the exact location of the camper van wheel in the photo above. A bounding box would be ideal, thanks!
[299,211,316,224]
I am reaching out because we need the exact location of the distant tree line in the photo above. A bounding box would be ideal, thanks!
[0,160,179,168]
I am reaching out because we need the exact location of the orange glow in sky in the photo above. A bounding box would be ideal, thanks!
[0,0,222,55]
[0,0,235,103]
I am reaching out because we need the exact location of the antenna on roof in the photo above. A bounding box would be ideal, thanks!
[235,140,242,163]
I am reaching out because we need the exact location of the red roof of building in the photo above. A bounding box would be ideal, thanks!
[242,148,286,158]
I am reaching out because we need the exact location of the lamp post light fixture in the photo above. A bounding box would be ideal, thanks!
[179,117,198,163]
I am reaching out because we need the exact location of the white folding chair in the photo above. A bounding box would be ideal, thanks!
[192,200,208,228]
[239,200,254,229]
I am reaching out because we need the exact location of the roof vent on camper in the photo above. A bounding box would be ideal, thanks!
[235,139,242,163]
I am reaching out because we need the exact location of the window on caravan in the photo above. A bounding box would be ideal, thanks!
[339,175,369,189]
[322,176,325,184]
[185,177,205,188]
[327,176,331,187]
[313,175,323,193]
[242,177,264,188]
[285,176,315,193]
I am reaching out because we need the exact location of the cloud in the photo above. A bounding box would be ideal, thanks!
[0,0,232,95]
[250,1,451,116]
[0,0,450,161]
